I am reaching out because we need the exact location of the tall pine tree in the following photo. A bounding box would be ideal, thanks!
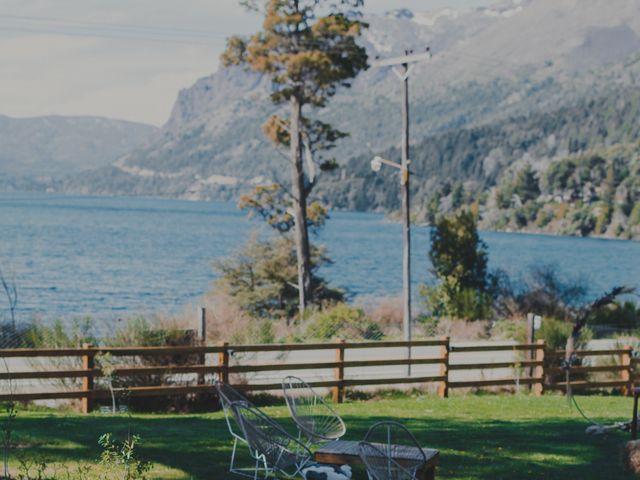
[222,0,368,318]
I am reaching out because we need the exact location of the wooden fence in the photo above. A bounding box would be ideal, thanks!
[0,339,635,413]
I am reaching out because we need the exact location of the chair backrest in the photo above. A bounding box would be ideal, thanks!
[215,381,253,441]
[358,441,417,480]
[363,421,426,474]
[282,375,346,442]
[232,402,311,477]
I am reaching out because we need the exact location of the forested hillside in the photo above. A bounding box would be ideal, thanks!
[479,143,640,239]
[317,88,640,210]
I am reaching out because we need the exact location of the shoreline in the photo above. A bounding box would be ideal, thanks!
[3,190,638,243]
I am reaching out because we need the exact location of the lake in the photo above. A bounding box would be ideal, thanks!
[0,192,638,324]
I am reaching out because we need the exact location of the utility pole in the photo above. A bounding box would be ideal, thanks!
[371,49,431,376]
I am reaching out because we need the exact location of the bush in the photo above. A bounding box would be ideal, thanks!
[424,210,492,321]
[418,315,490,340]
[421,282,492,321]
[491,319,527,343]
[629,202,640,226]
[102,317,205,412]
[537,317,592,350]
[513,163,541,203]
[514,201,541,227]
[214,235,343,321]
[106,316,194,349]
[229,318,275,345]
[570,206,596,236]
[11,319,98,391]
[495,185,513,209]
[535,205,555,228]
[20,318,96,349]
[587,301,640,334]
[305,304,383,341]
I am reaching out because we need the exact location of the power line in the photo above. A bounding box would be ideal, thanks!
[0,24,223,46]
[0,14,235,38]
[0,14,240,45]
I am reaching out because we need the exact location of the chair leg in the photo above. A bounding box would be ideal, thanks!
[229,438,261,478]
[418,465,436,480]
[253,457,260,480]
[248,455,274,480]
[230,437,238,473]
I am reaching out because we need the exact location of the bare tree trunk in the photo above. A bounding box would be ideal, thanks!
[563,286,633,400]
[290,95,311,318]
[0,267,17,331]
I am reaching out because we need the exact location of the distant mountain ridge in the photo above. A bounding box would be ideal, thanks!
[0,115,156,180]
[53,0,640,202]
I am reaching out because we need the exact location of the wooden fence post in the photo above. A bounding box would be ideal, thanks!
[218,342,229,384]
[526,313,535,389]
[198,307,207,341]
[333,340,346,404]
[438,336,449,399]
[622,345,632,396]
[534,340,545,397]
[197,307,207,385]
[81,343,95,414]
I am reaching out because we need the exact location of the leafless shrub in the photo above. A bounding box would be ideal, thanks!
[360,295,403,336]
[429,318,491,340]
[0,266,17,330]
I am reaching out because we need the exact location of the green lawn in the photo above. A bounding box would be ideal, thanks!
[4,394,637,479]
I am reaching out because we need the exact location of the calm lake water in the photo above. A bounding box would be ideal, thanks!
[0,192,638,323]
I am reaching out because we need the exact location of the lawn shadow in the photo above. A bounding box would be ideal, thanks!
[11,410,636,479]
[341,414,635,480]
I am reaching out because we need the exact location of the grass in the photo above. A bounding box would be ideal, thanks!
[3,393,637,479]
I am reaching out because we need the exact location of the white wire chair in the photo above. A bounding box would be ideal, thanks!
[358,441,418,480]
[215,380,261,478]
[231,402,313,479]
[282,375,347,447]
[361,421,427,480]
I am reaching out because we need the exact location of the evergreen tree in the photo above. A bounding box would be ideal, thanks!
[222,0,368,318]
[423,210,491,320]
[514,163,540,203]
[429,210,488,292]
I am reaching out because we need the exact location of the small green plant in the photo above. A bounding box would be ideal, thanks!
[16,452,51,480]
[98,433,152,480]
[55,462,92,480]
[95,353,119,414]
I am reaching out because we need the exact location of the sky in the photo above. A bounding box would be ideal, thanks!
[0,0,497,126]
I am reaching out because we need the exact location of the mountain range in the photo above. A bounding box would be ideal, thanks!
[0,115,156,190]
[3,0,640,237]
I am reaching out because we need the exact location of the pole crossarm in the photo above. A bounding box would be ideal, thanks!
[370,51,432,69]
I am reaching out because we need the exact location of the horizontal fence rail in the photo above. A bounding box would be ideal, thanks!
[0,339,635,413]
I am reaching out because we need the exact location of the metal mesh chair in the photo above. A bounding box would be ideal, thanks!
[362,421,427,479]
[282,375,346,446]
[232,402,312,479]
[358,441,418,480]
[215,381,259,477]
